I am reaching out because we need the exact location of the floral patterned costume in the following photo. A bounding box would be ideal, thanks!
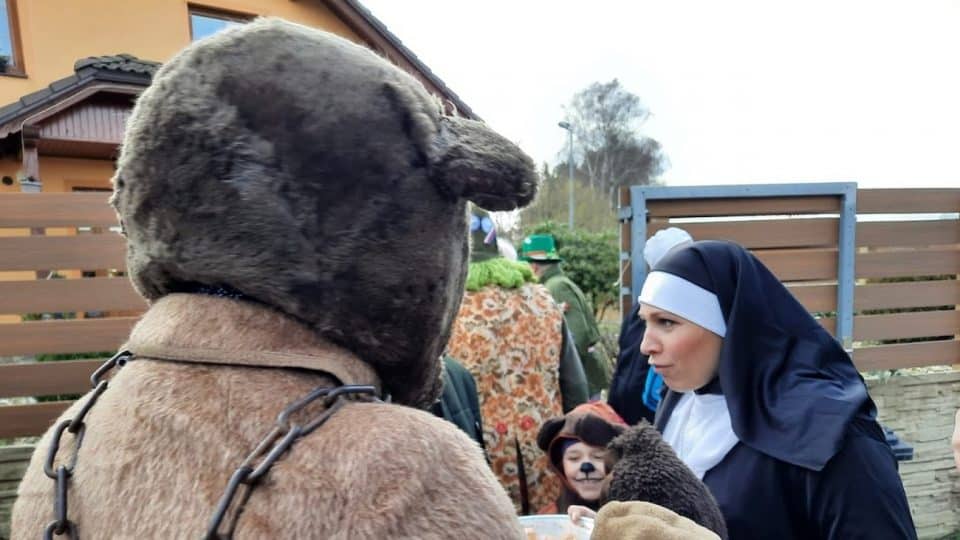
[447,282,565,514]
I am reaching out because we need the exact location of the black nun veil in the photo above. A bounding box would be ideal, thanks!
[652,240,880,471]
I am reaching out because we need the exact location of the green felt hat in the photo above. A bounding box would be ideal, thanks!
[519,234,562,262]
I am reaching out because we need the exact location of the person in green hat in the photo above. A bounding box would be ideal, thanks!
[520,234,612,398]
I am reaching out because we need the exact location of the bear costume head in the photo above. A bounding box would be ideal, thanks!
[111,18,538,408]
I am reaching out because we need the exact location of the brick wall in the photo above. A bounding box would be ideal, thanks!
[868,371,960,540]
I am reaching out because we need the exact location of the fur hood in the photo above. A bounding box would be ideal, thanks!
[110,18,539,408]
[536,402,627,513]
[537,402,627,476]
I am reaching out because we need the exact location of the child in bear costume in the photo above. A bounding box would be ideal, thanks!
[536,402,626,515]
[537,405,727,539]
[13,18,538,539]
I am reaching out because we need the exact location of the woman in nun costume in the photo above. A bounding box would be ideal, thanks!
[639,240,916,539]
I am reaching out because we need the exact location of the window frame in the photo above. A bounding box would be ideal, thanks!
[0,0,26,77]
[187,4,255,42]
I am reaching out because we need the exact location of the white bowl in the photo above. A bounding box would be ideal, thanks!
[518,514,593,540]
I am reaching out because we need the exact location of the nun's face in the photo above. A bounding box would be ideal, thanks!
[638,304,722,392]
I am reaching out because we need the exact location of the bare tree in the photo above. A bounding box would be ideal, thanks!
[520,162,616,233]
[562,79,667,203]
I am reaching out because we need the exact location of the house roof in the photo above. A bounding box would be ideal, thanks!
[72,54,161,76]
[323,0,478,119]
[0,55,157,138]
[0,2,476,138]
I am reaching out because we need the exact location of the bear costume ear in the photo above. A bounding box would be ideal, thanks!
[379,80,538,211]
[536,417,566,452]
[428,115,539,211]
[577,414,628,448]
[606,420,656,468]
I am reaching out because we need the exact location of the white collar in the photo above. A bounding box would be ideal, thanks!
[662,392,739,479]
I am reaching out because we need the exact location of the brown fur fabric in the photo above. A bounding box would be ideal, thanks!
[592,501,720,540]
[12,295,521,539]
[110,18,538,408]
[606,421,728,539]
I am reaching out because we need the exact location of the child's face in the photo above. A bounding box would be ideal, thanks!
[561,440,608,502]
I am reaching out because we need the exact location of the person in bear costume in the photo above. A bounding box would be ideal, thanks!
[535,402,626,515]
[536,403,727,539]
[13,18,538,539]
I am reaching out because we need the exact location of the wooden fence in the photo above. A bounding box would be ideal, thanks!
[0,192,146,440]
[1,188,958,441]
[619,187,960,373]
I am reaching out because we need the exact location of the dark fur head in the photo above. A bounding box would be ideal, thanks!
[111,18,538,408]
[604,421,729,539]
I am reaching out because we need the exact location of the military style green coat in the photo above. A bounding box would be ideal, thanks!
[540,264,612,397]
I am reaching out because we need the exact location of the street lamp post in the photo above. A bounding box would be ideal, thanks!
[558,121,574,229]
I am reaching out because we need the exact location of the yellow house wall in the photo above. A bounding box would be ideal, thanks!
[0,156,19,194]
[0,156,28,306]
[40,156,116,240]
[0,146,34,312]
[37,156,114,193]
[0,0,361,106]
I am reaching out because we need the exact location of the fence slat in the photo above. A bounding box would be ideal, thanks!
[817,317,836,336]
[0,317,136,356]
[0,277,145,315]
[854,310,960,341]
[647,196,841,218]
[0,193,115,227]
[858,221,960,247]
[787,280,960,313]
[857,248,960,279]
[754,249,837,281]
[786,284,836,312]
[648,219,959,250]
[0,360,101,398]
[853,339,960,371]
[858,189,960,214]
[756,247,955,283]
[857,280,960,311]
[650,218,838,249]
[0,401,71,439]
[620,187,633,317]
[0,235,126,271]
[814,309,959,341]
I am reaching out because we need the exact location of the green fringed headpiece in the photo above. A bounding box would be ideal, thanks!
[465,257,536,291]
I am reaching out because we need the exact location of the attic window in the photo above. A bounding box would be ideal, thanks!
[189,5,254,42]
[0,0,24,76]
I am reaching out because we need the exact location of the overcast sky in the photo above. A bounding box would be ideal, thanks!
[362,0,959,188]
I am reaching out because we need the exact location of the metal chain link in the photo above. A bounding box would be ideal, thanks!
[42,350,131,539]
[205,384,380,540]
